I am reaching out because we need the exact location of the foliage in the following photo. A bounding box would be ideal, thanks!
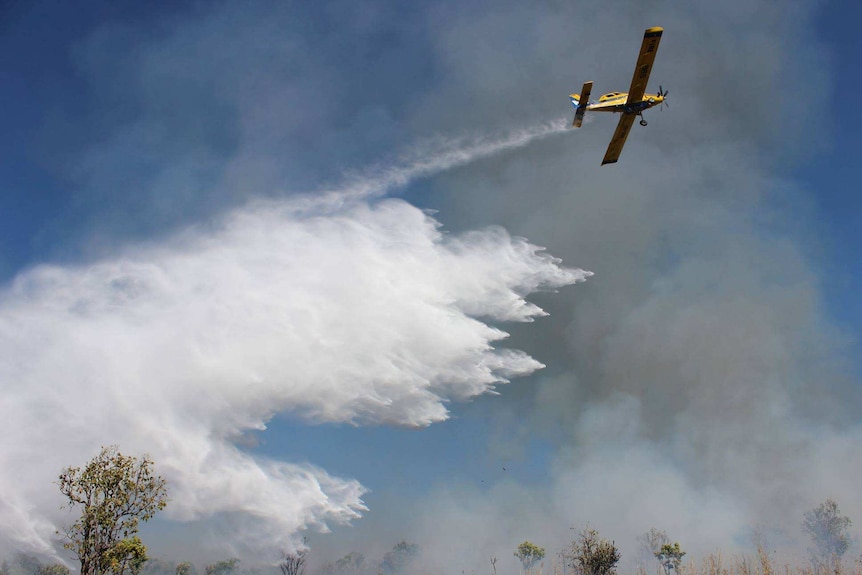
[204,560,239,575]
[58,446,168,575]
[514,541,546,572]
[637,529,670,571]
[103,538,147,575]
[2,554,43,575]
[655,543,686,575]
[380,542,419,575]
[138,559,176,575]
[39,566,72,575]
[333,553,365,575]
[175,564,196,575]
[803,499,852,571]
[567,528,621,575]
[315,553,369,575]
[0,557,69,575]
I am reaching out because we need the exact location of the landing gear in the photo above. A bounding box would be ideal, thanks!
[638,114,648,127]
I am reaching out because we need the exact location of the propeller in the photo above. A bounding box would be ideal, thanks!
[657,85,669,110]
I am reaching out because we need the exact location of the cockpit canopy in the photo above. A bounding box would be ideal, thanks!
[598,92,625,102]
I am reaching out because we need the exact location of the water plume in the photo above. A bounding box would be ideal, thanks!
[299,116,571,211]
[0,126,588,559]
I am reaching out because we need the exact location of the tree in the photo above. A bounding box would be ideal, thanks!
[333,553,366,575]
[39,566,72,575]
[655,543,685,575]
[58,446,168,575]
[204,560,239,575]
[637,527,670,575]
[380,542,418,575]
[280,549,307,575]
[175,564,196,575]
[2,553,44,575]
[567,528,621,575]
[514,541,545,573]
[636,529,669,574]
[803,499,852,572]
[104,538,147,575]
[316,553,368,575]
[139,559,176,575]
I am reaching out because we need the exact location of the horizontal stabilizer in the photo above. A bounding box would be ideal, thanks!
[572,81,593,128]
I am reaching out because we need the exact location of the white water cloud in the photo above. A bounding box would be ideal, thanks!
[0,169,588,558]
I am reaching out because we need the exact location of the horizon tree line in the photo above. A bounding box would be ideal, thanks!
[0,449,856,575]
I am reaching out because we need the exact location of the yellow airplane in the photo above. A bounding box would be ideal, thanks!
[569,27,667,165]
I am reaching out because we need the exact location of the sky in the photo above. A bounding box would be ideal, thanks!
[1,0,862,573]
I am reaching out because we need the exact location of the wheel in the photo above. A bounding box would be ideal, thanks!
[639,119,648,127]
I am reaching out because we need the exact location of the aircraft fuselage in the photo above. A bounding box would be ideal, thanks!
[572,91,665,114]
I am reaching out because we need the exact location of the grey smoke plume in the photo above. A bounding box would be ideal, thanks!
[356,1,859,571]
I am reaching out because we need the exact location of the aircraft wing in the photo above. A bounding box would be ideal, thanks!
[601,113,637,165]
[625,27,663,104]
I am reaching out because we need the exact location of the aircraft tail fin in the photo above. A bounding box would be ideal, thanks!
[571,81,593,128]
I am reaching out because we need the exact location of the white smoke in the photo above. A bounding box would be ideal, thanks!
[0,123,589,559]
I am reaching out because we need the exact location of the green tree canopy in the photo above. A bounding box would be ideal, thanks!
[514,541,546,572]
[58,446,168,575]
[655,543,686,575]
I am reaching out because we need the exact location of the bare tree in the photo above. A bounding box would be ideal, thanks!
[280,549,307,575]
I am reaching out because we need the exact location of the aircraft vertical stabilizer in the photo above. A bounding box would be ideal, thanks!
[572,81,592,128]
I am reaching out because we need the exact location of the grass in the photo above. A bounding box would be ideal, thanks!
[539,545,862,575]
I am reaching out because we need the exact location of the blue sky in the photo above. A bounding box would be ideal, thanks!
[801,1,862,335]
[2,0,862,571]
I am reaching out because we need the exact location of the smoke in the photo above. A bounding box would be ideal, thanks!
[345,1,858,571]
[0,117,588,559]
[299,1,857,573]
[2,0,857,571]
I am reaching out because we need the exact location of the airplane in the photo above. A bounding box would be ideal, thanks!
[569,27,667,165]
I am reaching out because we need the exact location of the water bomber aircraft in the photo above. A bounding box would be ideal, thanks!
[570,27,667,165]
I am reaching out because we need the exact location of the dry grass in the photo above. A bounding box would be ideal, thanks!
[673,546,862,575]
[544,544,862,575]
